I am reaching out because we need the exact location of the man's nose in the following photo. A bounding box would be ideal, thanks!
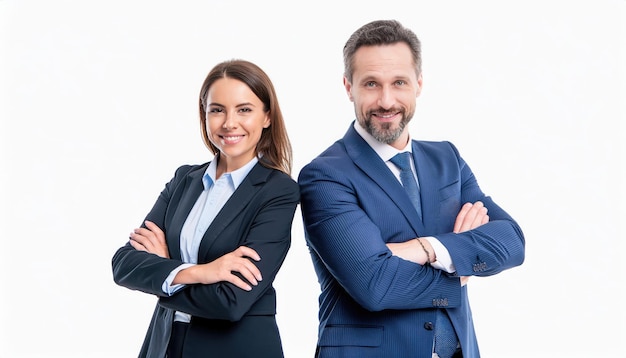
[377,87,395,109]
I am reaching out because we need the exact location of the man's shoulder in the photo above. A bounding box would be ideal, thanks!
[298,139,355,180]
[413,139,459,156]
[303,139,351,165]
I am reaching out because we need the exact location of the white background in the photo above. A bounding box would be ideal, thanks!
[1,0,624,357]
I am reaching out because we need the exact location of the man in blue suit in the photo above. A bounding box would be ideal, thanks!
[298,20,525,358]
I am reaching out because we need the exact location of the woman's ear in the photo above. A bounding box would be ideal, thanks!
[263,113,271,128]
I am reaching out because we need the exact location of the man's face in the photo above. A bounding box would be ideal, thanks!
[344,42,422,150]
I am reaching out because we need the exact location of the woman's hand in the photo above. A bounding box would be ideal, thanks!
[129,220,170,259]
[174,246,262,291]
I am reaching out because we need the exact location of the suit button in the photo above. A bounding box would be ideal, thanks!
[424,322,434,330]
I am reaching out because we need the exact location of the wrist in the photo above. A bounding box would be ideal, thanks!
[416,238,432,265]
[174,264,199,285]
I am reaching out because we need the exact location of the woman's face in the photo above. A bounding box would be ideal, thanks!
[205,77,270,172]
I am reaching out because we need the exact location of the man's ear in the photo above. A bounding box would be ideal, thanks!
[343,76,354,102]
[415,73,423,98]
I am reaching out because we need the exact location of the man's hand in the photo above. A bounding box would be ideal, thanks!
[386,201,490,283]
[454,201,489,285]
[453,201,489,233]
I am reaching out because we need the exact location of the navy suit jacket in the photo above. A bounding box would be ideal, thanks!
[112,162,299,358]
[298,123,525,358]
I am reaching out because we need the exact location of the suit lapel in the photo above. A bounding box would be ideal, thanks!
[167,164,207,261]
[196,163,271,261]
[343,125,426,234]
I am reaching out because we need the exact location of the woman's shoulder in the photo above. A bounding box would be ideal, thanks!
[268,168,298,186]
[261,167,299,197]
[163,162,211,187]
[172,162,210,177]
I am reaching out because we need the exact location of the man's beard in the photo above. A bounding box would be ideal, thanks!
[361,108,412,144]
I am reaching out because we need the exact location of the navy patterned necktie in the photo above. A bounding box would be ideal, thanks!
[390,152,422,219]
[391,152,458,357]
[434,309,459,357]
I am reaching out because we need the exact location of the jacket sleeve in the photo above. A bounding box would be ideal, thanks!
[434,141,526,277]
[111,165,195,297]
[157,176,300,321]
[299,160,462,312]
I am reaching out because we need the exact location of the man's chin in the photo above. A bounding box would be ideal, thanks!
[372,130,402,144]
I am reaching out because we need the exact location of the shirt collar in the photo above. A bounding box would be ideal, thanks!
[202,156,259,190]
[353,121,412,162]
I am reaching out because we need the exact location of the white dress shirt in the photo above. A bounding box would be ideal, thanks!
[353,122,455,273]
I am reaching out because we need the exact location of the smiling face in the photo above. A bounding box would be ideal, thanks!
[344,42,423,150]
[205,77,270,173]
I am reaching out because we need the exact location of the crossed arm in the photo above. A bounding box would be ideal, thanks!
[386,201,489,285]
[129,221,262,292]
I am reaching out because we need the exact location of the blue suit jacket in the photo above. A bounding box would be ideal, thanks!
[298,123,525,358]
[112,162,299,358]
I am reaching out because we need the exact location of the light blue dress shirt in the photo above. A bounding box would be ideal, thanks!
[161,156,259,322]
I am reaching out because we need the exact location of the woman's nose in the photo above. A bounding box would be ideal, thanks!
[222,113,237,129]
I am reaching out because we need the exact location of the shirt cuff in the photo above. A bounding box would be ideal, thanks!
[421,236,456,273]
[162,263,195,295]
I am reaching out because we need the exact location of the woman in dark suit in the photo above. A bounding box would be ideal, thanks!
[112,59,299,358]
